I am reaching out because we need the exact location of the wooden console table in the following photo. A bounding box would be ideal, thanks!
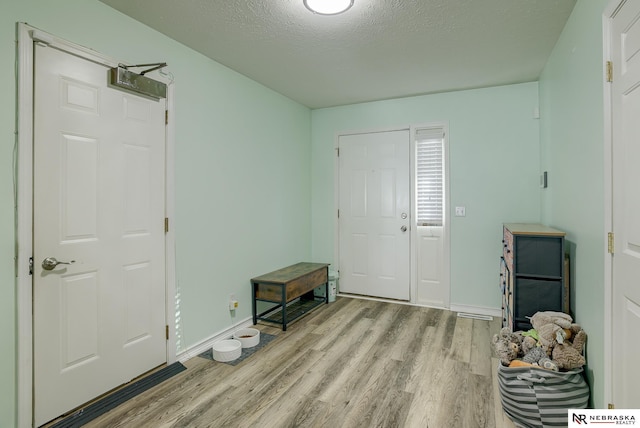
[251,262,329,331]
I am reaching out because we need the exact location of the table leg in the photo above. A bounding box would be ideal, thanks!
[281,285,287,331]
[251,282,257,325]
[325,266,329,304]
[325,281,329,304]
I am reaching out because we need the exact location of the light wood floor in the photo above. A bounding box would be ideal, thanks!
[83,297,516,428]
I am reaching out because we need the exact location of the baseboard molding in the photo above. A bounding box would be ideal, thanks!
[337,293,414,306]
[450,303,501,318]
[338,293,502,319]
[177,316,253,363]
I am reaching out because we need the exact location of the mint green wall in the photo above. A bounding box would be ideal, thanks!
[310,82,541,311]
[0,0,611,424]
[539,0,608,408]
[1,1,311,425]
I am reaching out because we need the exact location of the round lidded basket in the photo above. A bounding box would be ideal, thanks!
[232,328,260,348]
[212,339,242,362]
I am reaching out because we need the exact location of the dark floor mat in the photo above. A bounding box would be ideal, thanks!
[198,332,276,366]
[48,362,187,428]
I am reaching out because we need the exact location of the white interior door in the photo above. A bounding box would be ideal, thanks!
[33,44,167,425]
[611,0,640,409]
[338,130,411,301]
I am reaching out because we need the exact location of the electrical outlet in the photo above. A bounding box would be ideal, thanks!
[229,300,238,311]
[229,293,238,311]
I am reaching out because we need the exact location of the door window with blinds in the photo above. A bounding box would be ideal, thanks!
[415,127,445,226]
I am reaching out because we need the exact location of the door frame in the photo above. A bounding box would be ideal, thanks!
[333,125,450,306]
[15,23,177,427]
[602,0,619,407]
[335,128,412,301]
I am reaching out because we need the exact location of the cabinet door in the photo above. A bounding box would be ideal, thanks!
[514,278,563,327]
[514,236,563,277]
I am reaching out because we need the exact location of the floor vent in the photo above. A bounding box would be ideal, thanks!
[457,312,493,321]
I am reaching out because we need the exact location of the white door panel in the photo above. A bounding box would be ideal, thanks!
[339,130,410,301]
[417,226,446,307]
[611,0,640,409]
[34,44,167,425]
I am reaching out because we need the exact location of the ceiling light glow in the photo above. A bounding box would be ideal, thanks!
[304,0,354,15]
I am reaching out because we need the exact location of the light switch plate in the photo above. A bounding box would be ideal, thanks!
[455,206,466,217]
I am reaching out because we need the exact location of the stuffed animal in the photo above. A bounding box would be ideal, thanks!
[493,312,587,371]
[509,359,534,368]
[552,329,587,370]
[492,327,522,366]
[530,311,576,355]
[520,330,538,355]
[529,311,573,330]
[522,346,559,371]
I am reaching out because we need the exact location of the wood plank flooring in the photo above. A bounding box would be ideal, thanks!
[83,297,516,428]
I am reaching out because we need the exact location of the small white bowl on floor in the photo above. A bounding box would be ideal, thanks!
[212,339,242,362]
[232,328,260,348]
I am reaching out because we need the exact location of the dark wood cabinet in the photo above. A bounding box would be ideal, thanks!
[501,223,566,331]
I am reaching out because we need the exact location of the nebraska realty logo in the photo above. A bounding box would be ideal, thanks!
[569,409,639,426]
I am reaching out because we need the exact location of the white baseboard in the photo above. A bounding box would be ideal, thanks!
[338,293,502,319]
[177,316,253,363]
[337,293,414,305]
[450,303,501,318]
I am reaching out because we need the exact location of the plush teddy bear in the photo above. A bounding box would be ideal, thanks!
[529,311,573,330]
[492,326,522,366]
[529,311,576,355]
[520,330,538,355]
[552,329,587,370]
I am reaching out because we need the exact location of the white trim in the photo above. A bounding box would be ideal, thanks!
[338,293,500,318]
[337,292,416,306]
[16,22,35,428]
[165,80,178,365]
[602,0,620,408]
[409,126,418,305]
[333,133,340,269]
[177,317,253,363]
[16,23,177,427]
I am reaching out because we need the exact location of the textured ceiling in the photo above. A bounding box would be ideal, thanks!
[99,0,576,109]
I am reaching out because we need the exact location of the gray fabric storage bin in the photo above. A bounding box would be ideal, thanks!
[497,364,589,428]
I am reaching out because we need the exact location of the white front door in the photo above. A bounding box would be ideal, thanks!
[33,44,167,425]
[338,130,411,301]
[610,0,640,409]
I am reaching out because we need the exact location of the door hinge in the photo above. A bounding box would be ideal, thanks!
[608,403,615,409]
[336,147,340,157]
[164,217,169,233]
[166,325,169,340]
[337,209,340,218]
[608,232,614,254]
[606,61,613,83]
[165,110,169,125]
[29,257,34,275]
